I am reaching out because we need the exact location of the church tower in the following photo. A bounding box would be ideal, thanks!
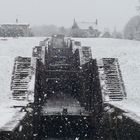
[71,19,79,29]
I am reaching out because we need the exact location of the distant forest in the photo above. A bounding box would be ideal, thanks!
[31,24,101,38]
[31,25,70,37]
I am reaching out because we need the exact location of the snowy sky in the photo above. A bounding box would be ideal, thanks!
[0,0,139,31]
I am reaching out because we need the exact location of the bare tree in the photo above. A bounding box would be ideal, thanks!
[124,16,140,40]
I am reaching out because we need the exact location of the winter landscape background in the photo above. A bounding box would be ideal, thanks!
[1,0,140,136]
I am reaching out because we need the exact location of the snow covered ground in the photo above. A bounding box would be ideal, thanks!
[75,38,140,116]
[0,37,44,106]
[0,37,45,127]
[0,37,140,122]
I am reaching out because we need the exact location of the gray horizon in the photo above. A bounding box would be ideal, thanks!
[0,0,138,31]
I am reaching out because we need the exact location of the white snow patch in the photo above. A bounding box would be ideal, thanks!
[0,106,21,128]
[0,37,44,106]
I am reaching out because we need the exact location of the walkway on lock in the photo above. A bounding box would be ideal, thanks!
[42,92,89,116]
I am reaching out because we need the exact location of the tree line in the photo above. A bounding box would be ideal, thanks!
[123,1,140,41]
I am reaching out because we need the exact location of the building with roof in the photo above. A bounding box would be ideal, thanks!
[70,19,100,38]
[0,23,31,37]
